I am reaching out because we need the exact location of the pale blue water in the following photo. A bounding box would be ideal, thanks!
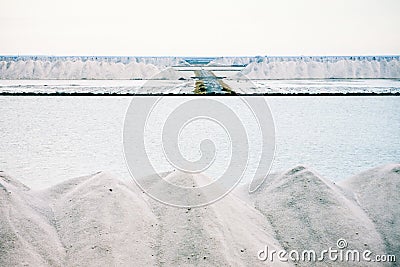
[0,96,399,189]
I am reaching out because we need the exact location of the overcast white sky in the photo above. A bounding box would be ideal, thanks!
[0,0,399,56]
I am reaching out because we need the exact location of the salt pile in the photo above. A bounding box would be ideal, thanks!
[0,57,186,80]
[1,163,399,266]
[239,56,400,79]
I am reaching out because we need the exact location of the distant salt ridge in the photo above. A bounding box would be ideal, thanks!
[239,56,400,79]
[0,56,186,79]
[208,56,258,66]
[3,55,400,80]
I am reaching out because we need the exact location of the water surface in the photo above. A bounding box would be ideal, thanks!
[0,96,399,189]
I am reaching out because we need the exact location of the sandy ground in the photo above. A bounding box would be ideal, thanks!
[0,163,399,266]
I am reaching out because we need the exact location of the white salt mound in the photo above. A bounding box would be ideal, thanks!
[0,57,187,80]
[239,58,400,79]
[0,172,65,266]
[0,171,287,266]
[125,171,290,266]
[252,166,388,266]
[208,57,257,66]
[0,60,162,80]
[339,163,400,258]
[1,164,399,266]
[43,172,158,267]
